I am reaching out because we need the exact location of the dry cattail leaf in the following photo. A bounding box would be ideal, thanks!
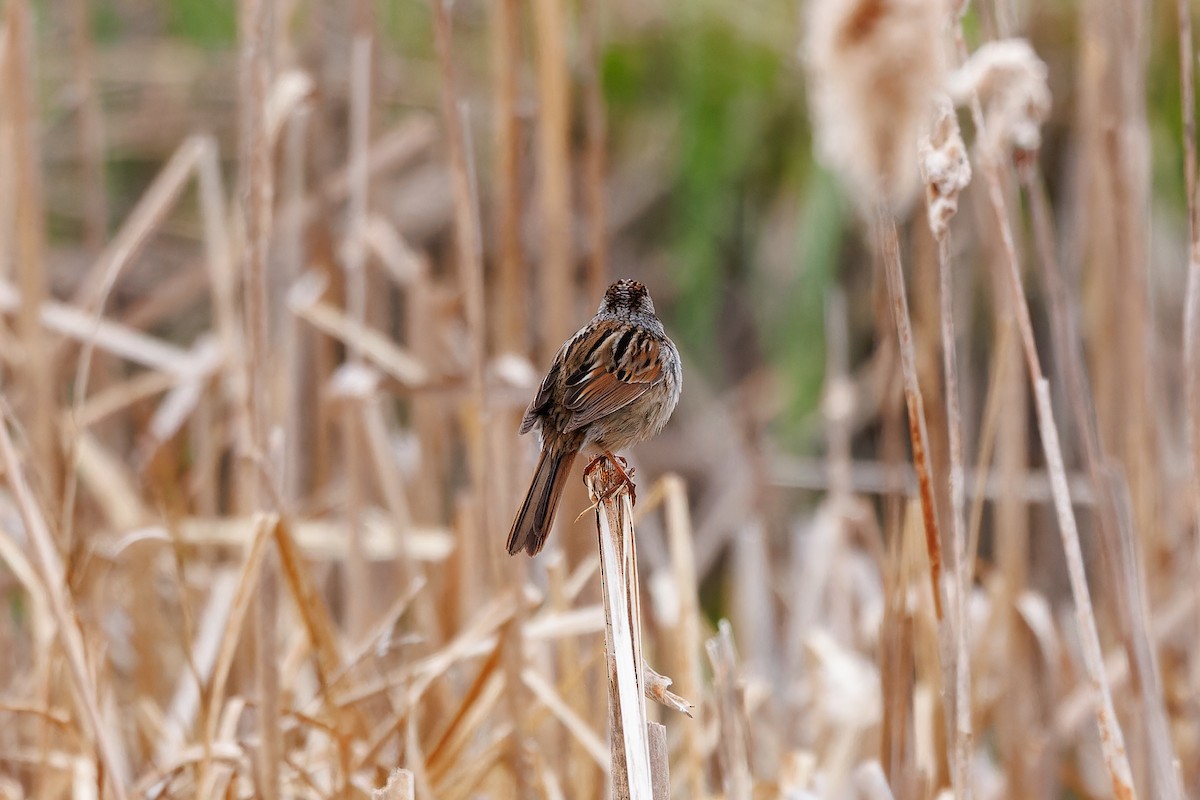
[804,0,948,210]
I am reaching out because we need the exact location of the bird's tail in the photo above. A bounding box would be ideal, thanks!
[507,446,577,556]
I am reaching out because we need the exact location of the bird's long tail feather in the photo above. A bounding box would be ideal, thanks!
[507,446,577,556]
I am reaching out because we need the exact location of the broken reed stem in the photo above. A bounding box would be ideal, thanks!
[873,199,944,621]
[954,25,1136,799]
[588,463,656,800]
[935,231,973,800]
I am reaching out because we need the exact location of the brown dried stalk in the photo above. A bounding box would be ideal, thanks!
[491,0,526,353]
[874,200,945,621]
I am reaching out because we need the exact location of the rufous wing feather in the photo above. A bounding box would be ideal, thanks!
[562,330,663,432]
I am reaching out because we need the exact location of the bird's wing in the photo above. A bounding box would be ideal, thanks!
[562,326,663,433]
[520,340,565,434]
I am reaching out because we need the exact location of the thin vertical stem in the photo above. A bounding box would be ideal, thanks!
[579,0,608,302]
[492,0,526,354]
[344,34,372,640]
[955,24,1136,798]
[1178,0,1200,678]
[7,0,58,509]
[239,0,279,798]
[532,0,573,358]
[936,232,972,799]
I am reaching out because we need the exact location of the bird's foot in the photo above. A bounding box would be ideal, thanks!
[583,452,638,504]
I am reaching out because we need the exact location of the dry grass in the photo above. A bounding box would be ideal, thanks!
[0,1,1198,799]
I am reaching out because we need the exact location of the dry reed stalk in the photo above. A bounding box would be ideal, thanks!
[434,5,531,796]
[279,106,313,502]
[194,514,271,794]
[1106,0,1157,577]
[195,134,251,469]
[299,117,437,222]
[0,24,12,287]
[532,0,574,356]
[288,273,428,387]
[587,461,660,800]
[1178,0,1200,705]
[0,281,191,370]
[424,642,506,782]
[546,556,596,795]
[662,474,705,800]
[964,320,1014,582]
[579,0,608,303]
[431,0,486,503]
[238,1,279,798]
[706,619,752,799]
[1020,160,1184,799]
[952,27,1137,799]
[491,0,526,354]
[5,1,57,513]
[0,405,129,800]
[337,368,372,639]
[345,35,371,356]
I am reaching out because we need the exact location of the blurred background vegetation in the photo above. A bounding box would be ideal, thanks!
[35,0,1197,442]
[3,0,1199,796]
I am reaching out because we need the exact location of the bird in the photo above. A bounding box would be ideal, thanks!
[507,279,682,556]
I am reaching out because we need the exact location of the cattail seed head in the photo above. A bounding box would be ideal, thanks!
[948,39,1051,157]
[919,94,972,240]
[804,0,948,211]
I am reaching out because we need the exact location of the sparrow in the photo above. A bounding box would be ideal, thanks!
[507,279,683,556]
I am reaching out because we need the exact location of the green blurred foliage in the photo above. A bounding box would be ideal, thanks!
[166,0,237,47]
[603,10,844,443]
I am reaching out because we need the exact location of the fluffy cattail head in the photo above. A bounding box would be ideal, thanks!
[804,0,947,211]
[919,94,972,240]
[948,39,1051,157]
